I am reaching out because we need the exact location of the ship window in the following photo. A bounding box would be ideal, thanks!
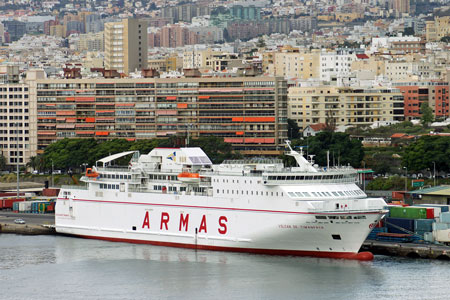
[276,192,278,196]
[128,175,131,180]
[120,175,123,179]
[303,192,311,197]
[251,191,253,195]
[288,192,295,197]
[326,192,332,196]
[116,185,119,189]
[227,190,229,194]
[222,190,224,193]
[295,192,302,197]
[281,192,283,196]
[266,192,268,196]
[335,203,339,209]
[217,189,219,193]
[242,190,244,194]
[180,187,186,192]
[328,216,339,219]
[315,216,327,220]
[312,192,318,197]
[340,216,352,219]
[332,234,341,240]
[354,216,366,219]
[232,190,234,194]
[271,192,273,196]
[247,191,248,195]
[332,192,339,196]
[255,191,258,195]
[338,192,345,196]
[108,184,111,189]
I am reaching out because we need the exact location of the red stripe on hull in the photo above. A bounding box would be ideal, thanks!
[73,234,373,261]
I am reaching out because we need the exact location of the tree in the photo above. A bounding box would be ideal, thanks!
[324,109,337,132]
[403,135,450,172]
[0,154,6,171]
[295,132,364,167]
[420,102,433,128]
[440,36,450,43]
[256,36,266,48]
[403,27,414,36]
[287,118,300,139]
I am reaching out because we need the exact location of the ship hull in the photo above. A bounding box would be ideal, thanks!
[55,190,384,261]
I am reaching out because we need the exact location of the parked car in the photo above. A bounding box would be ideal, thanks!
[14,219,25,224]
[53,170,62,174]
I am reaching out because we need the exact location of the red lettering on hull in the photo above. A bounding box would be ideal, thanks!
[160,212,169,230]
[179,214,189,231]
[218,216,227,235]
[199,215,207,233]
[142,211,150,229]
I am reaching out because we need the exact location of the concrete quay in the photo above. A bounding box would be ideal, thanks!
[362,240,450,260]
[0,211,55,235]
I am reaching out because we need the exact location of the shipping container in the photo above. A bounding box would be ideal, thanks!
[12,201,19,211]
[424,232,434,243]
[412,205,442,218]
[389,206,428,219]
[440,212,450,223]
[414,219,434,232]
[433,222,449,231]
[385,217,415,234]
[18,201,32,212]
[434,229,450,243]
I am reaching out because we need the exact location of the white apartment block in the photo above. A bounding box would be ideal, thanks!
[320,50,356,83]
[288,86,405,130]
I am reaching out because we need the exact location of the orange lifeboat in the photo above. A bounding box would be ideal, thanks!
[177,172,200,183]
[86,168,99,178]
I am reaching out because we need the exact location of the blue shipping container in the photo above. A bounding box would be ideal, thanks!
[416,204,450,213]
[386,217,414,234]
[414,219,434,232]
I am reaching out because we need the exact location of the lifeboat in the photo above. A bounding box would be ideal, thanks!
[177,172,200,183]
[86,168,99,178]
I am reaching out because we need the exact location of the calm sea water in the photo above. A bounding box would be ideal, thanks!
[0,234,449,300]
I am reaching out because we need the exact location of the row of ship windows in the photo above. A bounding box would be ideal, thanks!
[149,174,178,181]
[268,175,353,181]
[99,174,132,180]
[153,185,206,193]
[99,184,120,190]
[216,189,283,197]
[288,190,364,198]
[315,215,366,220]
[213,178,254,184]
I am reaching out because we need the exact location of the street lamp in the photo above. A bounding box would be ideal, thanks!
[433,161,436,187]
[403,166,408,194]
[51,159,54,187]
[16,122,19,198]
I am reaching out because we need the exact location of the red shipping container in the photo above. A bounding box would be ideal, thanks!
[426,208,434,219]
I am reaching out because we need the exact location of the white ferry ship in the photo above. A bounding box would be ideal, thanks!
[55,142,387,260]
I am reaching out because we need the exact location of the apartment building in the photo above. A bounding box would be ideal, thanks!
[273,49,320,80]
[30,76,287,156]
[105,18,148,74]
[0,66,37,168]
[426,16,450,42]
[396,82,449,119]
[288,86,404,130]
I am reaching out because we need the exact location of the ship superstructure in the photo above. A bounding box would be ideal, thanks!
[56,143,387,260]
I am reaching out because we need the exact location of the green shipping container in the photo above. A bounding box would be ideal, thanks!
[389,206,427,219]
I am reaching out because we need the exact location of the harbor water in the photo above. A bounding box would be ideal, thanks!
[1,234,449,300]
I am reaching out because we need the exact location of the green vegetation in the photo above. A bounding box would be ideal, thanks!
[345,121,450,138]
[30,137,240,173]
[291,132,364,167]
[420,102,434,128]
[402,135,450,172]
